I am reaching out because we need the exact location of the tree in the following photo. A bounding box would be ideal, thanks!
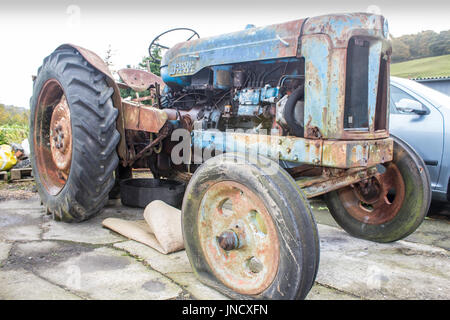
[104,44,116,73]
[0,104,8,125]
[137,46,162,76]
[119,46,162,104]
[391,37,411,63]
[104,44,114,66]
[430,30,450,56]
[391,29,450,63]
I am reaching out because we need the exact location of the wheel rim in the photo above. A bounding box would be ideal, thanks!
[337,163,405,225]
[34,79,72,195]
[198,181,280,295]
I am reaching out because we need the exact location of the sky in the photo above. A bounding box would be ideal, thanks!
[0,0,449,108]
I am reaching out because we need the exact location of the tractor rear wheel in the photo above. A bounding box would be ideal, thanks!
[30,47,120,222]
[324,135,431,243]
[182,152,320,299]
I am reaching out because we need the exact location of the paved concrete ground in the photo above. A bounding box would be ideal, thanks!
[0,196,449,300]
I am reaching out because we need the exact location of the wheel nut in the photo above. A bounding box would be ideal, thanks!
[217,230,239,251]
[247,257,263,273]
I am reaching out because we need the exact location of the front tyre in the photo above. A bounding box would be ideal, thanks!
[324,135,431,243]
[30,47,120,222]
[182,152,320,299]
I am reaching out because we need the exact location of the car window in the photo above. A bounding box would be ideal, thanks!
[390,85,428,115]
[392,77,450,108]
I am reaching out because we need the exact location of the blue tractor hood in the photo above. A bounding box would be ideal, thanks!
[160,13,387,88]
[160,19,304,87]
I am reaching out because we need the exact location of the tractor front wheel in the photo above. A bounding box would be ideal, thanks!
[182,152,320,299]
[324,135,431,243]
[30,47,120,222]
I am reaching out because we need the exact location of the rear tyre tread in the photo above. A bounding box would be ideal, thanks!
[30,47,119,222]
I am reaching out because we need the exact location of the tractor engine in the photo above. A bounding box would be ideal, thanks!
[160,58,305,134]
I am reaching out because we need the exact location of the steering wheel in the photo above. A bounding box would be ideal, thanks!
[148,28,200,63]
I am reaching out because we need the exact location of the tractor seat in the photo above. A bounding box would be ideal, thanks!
[117,68,165,92]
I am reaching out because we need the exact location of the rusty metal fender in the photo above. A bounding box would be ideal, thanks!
[55,44,128,163]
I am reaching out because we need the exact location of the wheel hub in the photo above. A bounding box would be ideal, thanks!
[198,181,280,295]
[217,230,241,251]
[353,177,382,204]
[50,95,72,172]
[338,163,406,225]
[34,79,72,195]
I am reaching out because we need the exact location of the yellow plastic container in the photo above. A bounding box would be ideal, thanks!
[0,145,17,171]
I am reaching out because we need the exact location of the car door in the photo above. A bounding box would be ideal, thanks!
[389,82,444,189]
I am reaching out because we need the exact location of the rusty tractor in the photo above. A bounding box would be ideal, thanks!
[30,13,431,299]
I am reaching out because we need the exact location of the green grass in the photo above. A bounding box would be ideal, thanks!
[391,54,450,79]
[0,123,29,145]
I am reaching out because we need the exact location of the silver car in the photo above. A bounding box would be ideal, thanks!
[390,76,450,202]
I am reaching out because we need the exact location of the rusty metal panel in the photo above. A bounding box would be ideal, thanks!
[298,13,391,141]
[322,141,369,168]
[300,37,390,140]
[302,13,385,48]
[302,35,331,139]
[322,137,393,168]
[367,138,394,165]
[122,102,168,133]
[192,130,322,165]
[193,130,392,169]
[118,68,165,92]
[301,34,346,139]
[298,167,378,198]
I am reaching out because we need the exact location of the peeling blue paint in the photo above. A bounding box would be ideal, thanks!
[368,41,382,130]
[302,35,331,135]
[161,19,304,85]
[161,13,391,140]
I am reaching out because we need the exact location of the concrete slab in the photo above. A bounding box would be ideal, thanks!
[0,197,41,210]
[0,269,81,300]
[166,272,229,300]
[0,208,44,241]
[404,217,450,251]
[35,246,183,300]
[311,199,450,251]
[42,201,144,245]
[3,240,94,274]
[316,224,450,300]
[1,197,449,300]
[0,241,12,265]
[114,240,192,274]
[306,283,360,300]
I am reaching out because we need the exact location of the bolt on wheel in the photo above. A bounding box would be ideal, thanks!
[324,135,431,243]
[34,79,72,195]
[337,162,405,225]
[182,152,319,300]
[30,46,119,222]
[198,181,279,295]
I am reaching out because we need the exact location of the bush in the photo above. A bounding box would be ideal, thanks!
[0,123,29,145]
